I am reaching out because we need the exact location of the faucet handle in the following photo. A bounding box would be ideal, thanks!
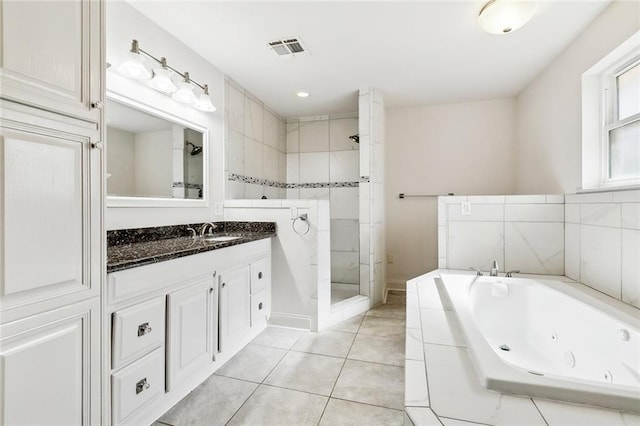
[505,270,520,277]
[469,267,483,276]
[186,227,197,238]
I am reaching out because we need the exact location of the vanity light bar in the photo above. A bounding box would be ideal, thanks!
[119,39,216,112]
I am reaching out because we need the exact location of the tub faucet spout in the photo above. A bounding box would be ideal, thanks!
[490,260,499,277]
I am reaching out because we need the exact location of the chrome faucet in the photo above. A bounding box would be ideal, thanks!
[199,222,216,236]
[490,260,499,277]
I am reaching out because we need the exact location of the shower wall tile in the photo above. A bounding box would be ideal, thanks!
[359,134,370,178]
[448,203,504,222]
[286,122,299,153]
[331,251,359,284]
[244,137,264,179]
[329,117,359,151]
[226,180,245,199]
[227,130,244,174]
[263,109,279,149]
[299,152,329,183]
[244,182,264,199]
[504,222,564,275]
[286,188,300,199]
[278,120,286,153]
[359,182,370,225]
[580,225,621,299]
[244,97,263,142]
[613,189,640,202]
[278,152,286,183]
[299,188,329,200]
[621,229,640,308]
[227,83,244,134]
[565,204,580,224]
[286,153,299,183]
[330,151,359,182]
[330,219,359,252]
[264,146,279,181]
[299,120,329,153]
[330,187,359,220]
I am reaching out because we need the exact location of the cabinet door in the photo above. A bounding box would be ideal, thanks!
[166,278,214,390]
[0,105,101,318]
[0,0,103,121]
[0,298,100,425]
[218,266,250,354]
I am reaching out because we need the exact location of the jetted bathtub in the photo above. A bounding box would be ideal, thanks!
[437,274,640,413]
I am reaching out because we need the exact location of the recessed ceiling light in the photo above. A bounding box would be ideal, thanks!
[296,91,310,98]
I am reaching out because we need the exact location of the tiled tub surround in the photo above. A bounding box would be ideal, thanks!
[438,195,566,275]
[107,221,276,272]
[565,191,640,308]
[404,270,640,426]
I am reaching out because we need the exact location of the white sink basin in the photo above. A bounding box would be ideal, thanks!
[200,235,241,242]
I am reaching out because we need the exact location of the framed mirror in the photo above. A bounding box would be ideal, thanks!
[106,92,209,207]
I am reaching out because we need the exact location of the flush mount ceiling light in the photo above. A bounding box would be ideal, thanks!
[478,0,538,35]
[296,91,310,98]
[116,39,216,113]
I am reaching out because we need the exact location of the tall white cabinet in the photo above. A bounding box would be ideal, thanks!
[0,1,104,424]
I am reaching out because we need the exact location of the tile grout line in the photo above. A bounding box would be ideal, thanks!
[224,334,302,426]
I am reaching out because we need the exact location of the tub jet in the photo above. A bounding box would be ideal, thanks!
[499,344,511,352]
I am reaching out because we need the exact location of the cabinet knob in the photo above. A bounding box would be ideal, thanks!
[135,378,150,394]
[258,272,263,279]
[258,302,263,310]
[91,141,104,150]
[221,282,226,288]
[209,287,214,293]
[137,322,152,337]
[91,101,104,109]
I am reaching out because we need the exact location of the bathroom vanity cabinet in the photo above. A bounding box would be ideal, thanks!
[0,1,105,424]
[106,238,271,426]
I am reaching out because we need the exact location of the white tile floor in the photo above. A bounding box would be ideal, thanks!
[155,291,407,426]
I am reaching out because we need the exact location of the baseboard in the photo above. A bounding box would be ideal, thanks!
[268,312,311,330]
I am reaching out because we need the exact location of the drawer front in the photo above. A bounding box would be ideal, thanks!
[250,258,269,294]
[251,289,270,329]
[111,347,164,425]
[112,296,165,369]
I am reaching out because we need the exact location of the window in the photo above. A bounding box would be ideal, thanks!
[582,31,640,190]
[604,60,640,183]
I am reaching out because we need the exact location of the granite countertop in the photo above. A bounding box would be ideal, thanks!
[107,222,276,273]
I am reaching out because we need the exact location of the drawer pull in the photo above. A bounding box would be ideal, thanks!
[136,378,150,394]
[258,302,263,310]
[258,272,263,279]
[137,322,152,337]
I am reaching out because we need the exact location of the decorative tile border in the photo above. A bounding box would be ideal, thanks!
[173,182,203,190]
[228,173,369,189]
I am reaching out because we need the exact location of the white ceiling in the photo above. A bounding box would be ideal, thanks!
[128,1,611,118]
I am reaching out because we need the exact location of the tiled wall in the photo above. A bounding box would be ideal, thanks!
[438,195,566,275]
[360,88,386,305]
[285,115,360,286]
[224,78,287,199]
[565,190,640,308]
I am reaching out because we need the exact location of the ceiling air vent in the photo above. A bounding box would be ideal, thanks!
[268,37,309,57]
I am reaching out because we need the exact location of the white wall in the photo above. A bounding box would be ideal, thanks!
[385,98,517,283]
[516,0,640,194]
[106,1,225,229]
[106,127,135,196]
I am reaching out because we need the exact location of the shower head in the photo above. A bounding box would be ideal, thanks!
[185,141,203,156]
[348,134,359,144]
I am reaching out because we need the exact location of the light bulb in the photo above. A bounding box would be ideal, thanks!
[478,0,538,35]
[148,68,177,94]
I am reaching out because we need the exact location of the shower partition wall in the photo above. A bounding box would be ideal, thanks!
[285,114,360,304]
